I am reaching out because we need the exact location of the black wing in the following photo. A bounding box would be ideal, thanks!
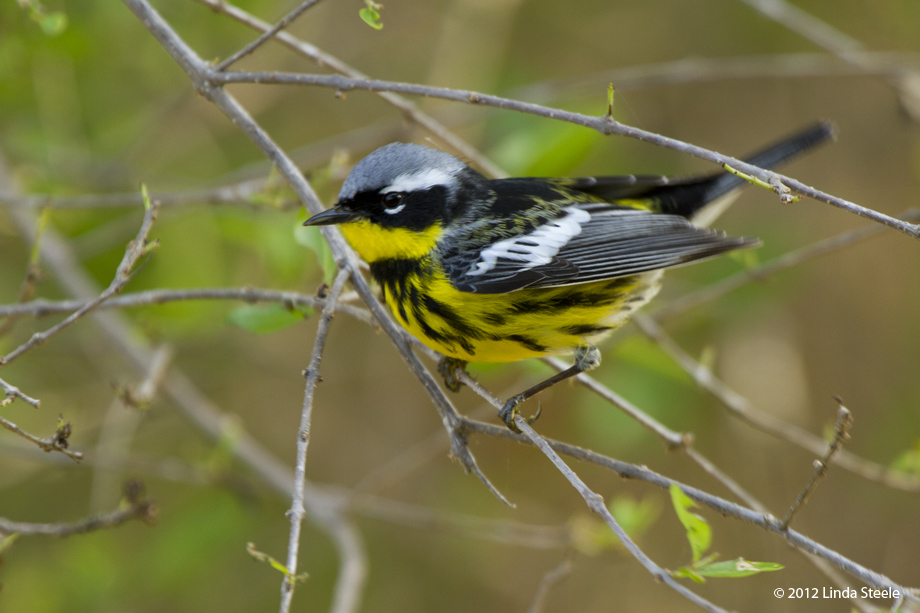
[446,204,757,294]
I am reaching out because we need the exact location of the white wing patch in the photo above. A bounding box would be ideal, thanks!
[467,207,590,276]
[381,168,455,194]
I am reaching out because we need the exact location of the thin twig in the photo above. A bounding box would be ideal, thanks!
[0,413,82,461]
[281,267,351,613]
[781,400,854,530]
[0,201,159,367]
[214,0,326,72]
[633,313,920,493]
[0,287,373,325]
[0,480,156,536]
[0,376,41,408]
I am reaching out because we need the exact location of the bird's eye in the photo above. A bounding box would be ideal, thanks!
[383,192,405,214]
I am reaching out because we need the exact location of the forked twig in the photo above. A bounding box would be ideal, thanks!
[1,200,159,366]
[213,0,327,72]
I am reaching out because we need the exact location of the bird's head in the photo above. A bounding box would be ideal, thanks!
[304,143,487,261]
[305,143,485,229]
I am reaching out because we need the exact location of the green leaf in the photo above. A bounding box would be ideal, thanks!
[39,12,68,36]
[359,1,383,30]
[227,303,306,334]
[246,542,308,583]
[669,484,711,563]
[693,558,784,579]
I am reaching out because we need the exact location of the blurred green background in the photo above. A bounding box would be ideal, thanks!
[1,0,919,611]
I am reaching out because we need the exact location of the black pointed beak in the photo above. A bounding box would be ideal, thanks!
[303,205,360,226]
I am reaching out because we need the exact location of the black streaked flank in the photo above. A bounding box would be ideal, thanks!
[507,334,547,353]
[561,323,614,336]
[422,295,481,339]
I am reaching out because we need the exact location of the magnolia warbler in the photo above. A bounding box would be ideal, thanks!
[305,122,834,430]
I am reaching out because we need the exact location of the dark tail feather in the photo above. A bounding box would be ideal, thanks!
[653,120,836,219]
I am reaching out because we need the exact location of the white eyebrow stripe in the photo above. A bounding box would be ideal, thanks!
[467,207,590,276]
[381,168,455,194]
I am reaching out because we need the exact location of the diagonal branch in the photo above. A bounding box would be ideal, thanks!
[209,69,918,239]
[459,416,919,602]
[514,416,731,613]
[122,0,509,506]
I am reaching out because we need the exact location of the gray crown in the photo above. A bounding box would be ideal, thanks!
[338,143,467,200]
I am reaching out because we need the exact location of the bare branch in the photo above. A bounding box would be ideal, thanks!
[458,417,918,602]
[0,376,41,408]
[514,417,731,613]
[209,69,919,239]
[781,400,854,530]
[0,287,373,325]
[0,480,156,536]
[281,267,351,613]
[0,413,82,461]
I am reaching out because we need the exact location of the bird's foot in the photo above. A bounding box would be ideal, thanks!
[498,395,542,433]
[437,357,468,393]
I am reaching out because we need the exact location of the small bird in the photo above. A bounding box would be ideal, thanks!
[305,122,833,430]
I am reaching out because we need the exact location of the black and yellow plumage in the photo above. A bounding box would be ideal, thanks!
[305,122,834,429]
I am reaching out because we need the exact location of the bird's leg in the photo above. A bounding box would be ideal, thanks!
[498,345,601,432]
[437,357,469,393]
